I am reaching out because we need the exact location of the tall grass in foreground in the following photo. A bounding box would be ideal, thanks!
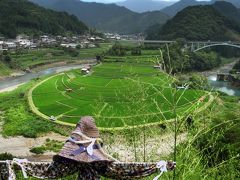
[91,60,208,179]
[94,46,240,179]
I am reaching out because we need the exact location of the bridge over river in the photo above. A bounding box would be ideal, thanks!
[120,39,240,52]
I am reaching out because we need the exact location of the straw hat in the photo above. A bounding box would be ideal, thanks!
[53,116,113,164]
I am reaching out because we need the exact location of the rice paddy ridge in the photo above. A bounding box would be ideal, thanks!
[29,62,210,129]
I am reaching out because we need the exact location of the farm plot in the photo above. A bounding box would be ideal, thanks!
[31,62,208,129]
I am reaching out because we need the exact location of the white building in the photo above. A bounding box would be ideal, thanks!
[30,42,38,49]
[40,35,49,43]
[19,39,31,48]
[88,37,95,41]
[88,44,96,48]
[0,41,3,51]
[4,42,16,49]
[60,43,78,48]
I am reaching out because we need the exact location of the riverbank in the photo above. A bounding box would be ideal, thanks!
[201,60,240,96]
[0,60,96,93]
[0,59,96,80]
[200,60,238,77]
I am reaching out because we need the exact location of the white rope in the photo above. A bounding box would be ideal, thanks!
[12,158,28,179]
[153,161,168,180]
[68,137,93,144]
[68,136,96,156]
[70,132,119,161]
[86,139,96,156]
[6,160,16,180]
[72,131,95,140]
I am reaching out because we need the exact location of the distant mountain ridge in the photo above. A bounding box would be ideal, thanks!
[116,0,176,13]
[147,3,240,41]
[30,0,170,34]
[161,0,211,16]
[0,0,88,38]
[161,0,240,17]
[212,1,240,24]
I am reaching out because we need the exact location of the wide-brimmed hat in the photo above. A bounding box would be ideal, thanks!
[53,116,114,164]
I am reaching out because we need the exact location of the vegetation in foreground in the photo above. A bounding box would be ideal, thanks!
[0,81,71,138]
[1,90,239,179]
[30,139,64,154]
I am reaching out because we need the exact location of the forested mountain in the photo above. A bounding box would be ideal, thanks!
[0,0,88,38]
[217,0,240,8]
[30,0,170,34]
[147,5,240,41]
[212,1,240,24]
[116,0,176,13]
[161,0,210,16]
[161,0,240,17]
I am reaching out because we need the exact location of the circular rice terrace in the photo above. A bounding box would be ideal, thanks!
[29,62,211,130]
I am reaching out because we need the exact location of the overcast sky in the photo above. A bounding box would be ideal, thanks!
[82,0,211,3]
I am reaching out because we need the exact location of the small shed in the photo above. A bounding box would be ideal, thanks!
[81,68,90,74]
[49,116,56,121]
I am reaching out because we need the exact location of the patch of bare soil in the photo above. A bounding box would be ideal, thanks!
[0,132,66,161]
[103,133,187,162]
[0,111,187,162]
[0,131,187,162]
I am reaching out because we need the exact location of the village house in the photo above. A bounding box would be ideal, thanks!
[60,43,79,48]
[30,42,38,49]
[14,35,32,48]
[40,35,57,46]
[88,37,96,41]
[40,35,49,43]
[0,41,3,51]
[3,41,17,50]
[95,36,104,41]
[88,44,96,48]
[18,39,31,48]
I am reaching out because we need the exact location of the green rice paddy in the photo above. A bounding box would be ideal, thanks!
[31,62,208,129]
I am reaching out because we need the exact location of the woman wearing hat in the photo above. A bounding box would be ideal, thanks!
[0,116,176,180]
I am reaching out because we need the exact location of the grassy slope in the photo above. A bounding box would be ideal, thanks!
[0,81,72,138]
[0,62,11,77]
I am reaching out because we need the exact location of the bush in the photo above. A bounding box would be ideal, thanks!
[107,42,126,56]
[0,153,14,160]
[30,147,45,154]
[63,47,79,57]
[131,47,142,55]
[189,74,209,89]
[231,60,240,73]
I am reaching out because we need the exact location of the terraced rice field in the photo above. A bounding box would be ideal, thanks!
[31,62,208,129]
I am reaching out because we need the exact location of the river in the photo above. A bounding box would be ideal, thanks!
[206,61,240,96]
[0,63,95,93]
[0,61,240,96]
